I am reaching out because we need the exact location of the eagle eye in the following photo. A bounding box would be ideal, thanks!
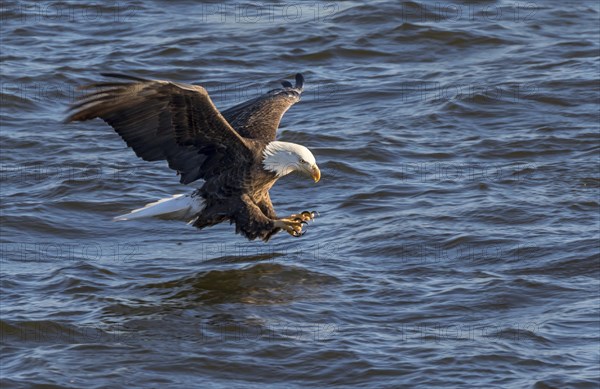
[299,158,306,164]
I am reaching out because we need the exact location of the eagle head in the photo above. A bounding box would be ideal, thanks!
[262,141,320,182]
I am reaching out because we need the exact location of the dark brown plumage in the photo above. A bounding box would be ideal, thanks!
[65,73,319,241]
[222,73,304,141]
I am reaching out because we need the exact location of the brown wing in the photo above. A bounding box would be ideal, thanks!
[221,73,304,142]
[65,73,251,184]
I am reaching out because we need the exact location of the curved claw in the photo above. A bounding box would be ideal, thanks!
[277,210,319,238]
[299,210,319,220]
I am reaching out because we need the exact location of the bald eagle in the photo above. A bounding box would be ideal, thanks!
[66,73,320,241]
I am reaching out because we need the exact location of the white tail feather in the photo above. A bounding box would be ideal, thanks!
[114,194,204,222]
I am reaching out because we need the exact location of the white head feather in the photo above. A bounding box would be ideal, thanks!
[262,141,319,180]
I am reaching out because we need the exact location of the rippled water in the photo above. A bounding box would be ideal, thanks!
[1,0,599,387]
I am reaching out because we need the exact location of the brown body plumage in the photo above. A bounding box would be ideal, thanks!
[66,73,320,241]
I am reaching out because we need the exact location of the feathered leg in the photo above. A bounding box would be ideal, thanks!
[234,195,318,241]
[256,194,318,239]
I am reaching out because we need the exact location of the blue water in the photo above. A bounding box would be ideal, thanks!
[1,1,599,387]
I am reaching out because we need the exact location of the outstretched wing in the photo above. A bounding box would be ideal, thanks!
[221,73,304,142]
[65,73,251,184]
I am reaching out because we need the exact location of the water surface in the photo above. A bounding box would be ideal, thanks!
[1,1,599,387]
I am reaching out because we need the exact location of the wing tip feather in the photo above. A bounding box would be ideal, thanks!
[295,73,304,90]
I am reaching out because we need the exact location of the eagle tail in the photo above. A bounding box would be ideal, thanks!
[114,194,204,222]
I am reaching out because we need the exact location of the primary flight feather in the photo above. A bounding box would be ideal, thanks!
[66,73,320,241]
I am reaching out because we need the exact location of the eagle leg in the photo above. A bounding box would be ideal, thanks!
[275,211,318,237]
[274,218,306,237]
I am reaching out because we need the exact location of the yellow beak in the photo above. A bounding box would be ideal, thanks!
[312,165,321,183]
